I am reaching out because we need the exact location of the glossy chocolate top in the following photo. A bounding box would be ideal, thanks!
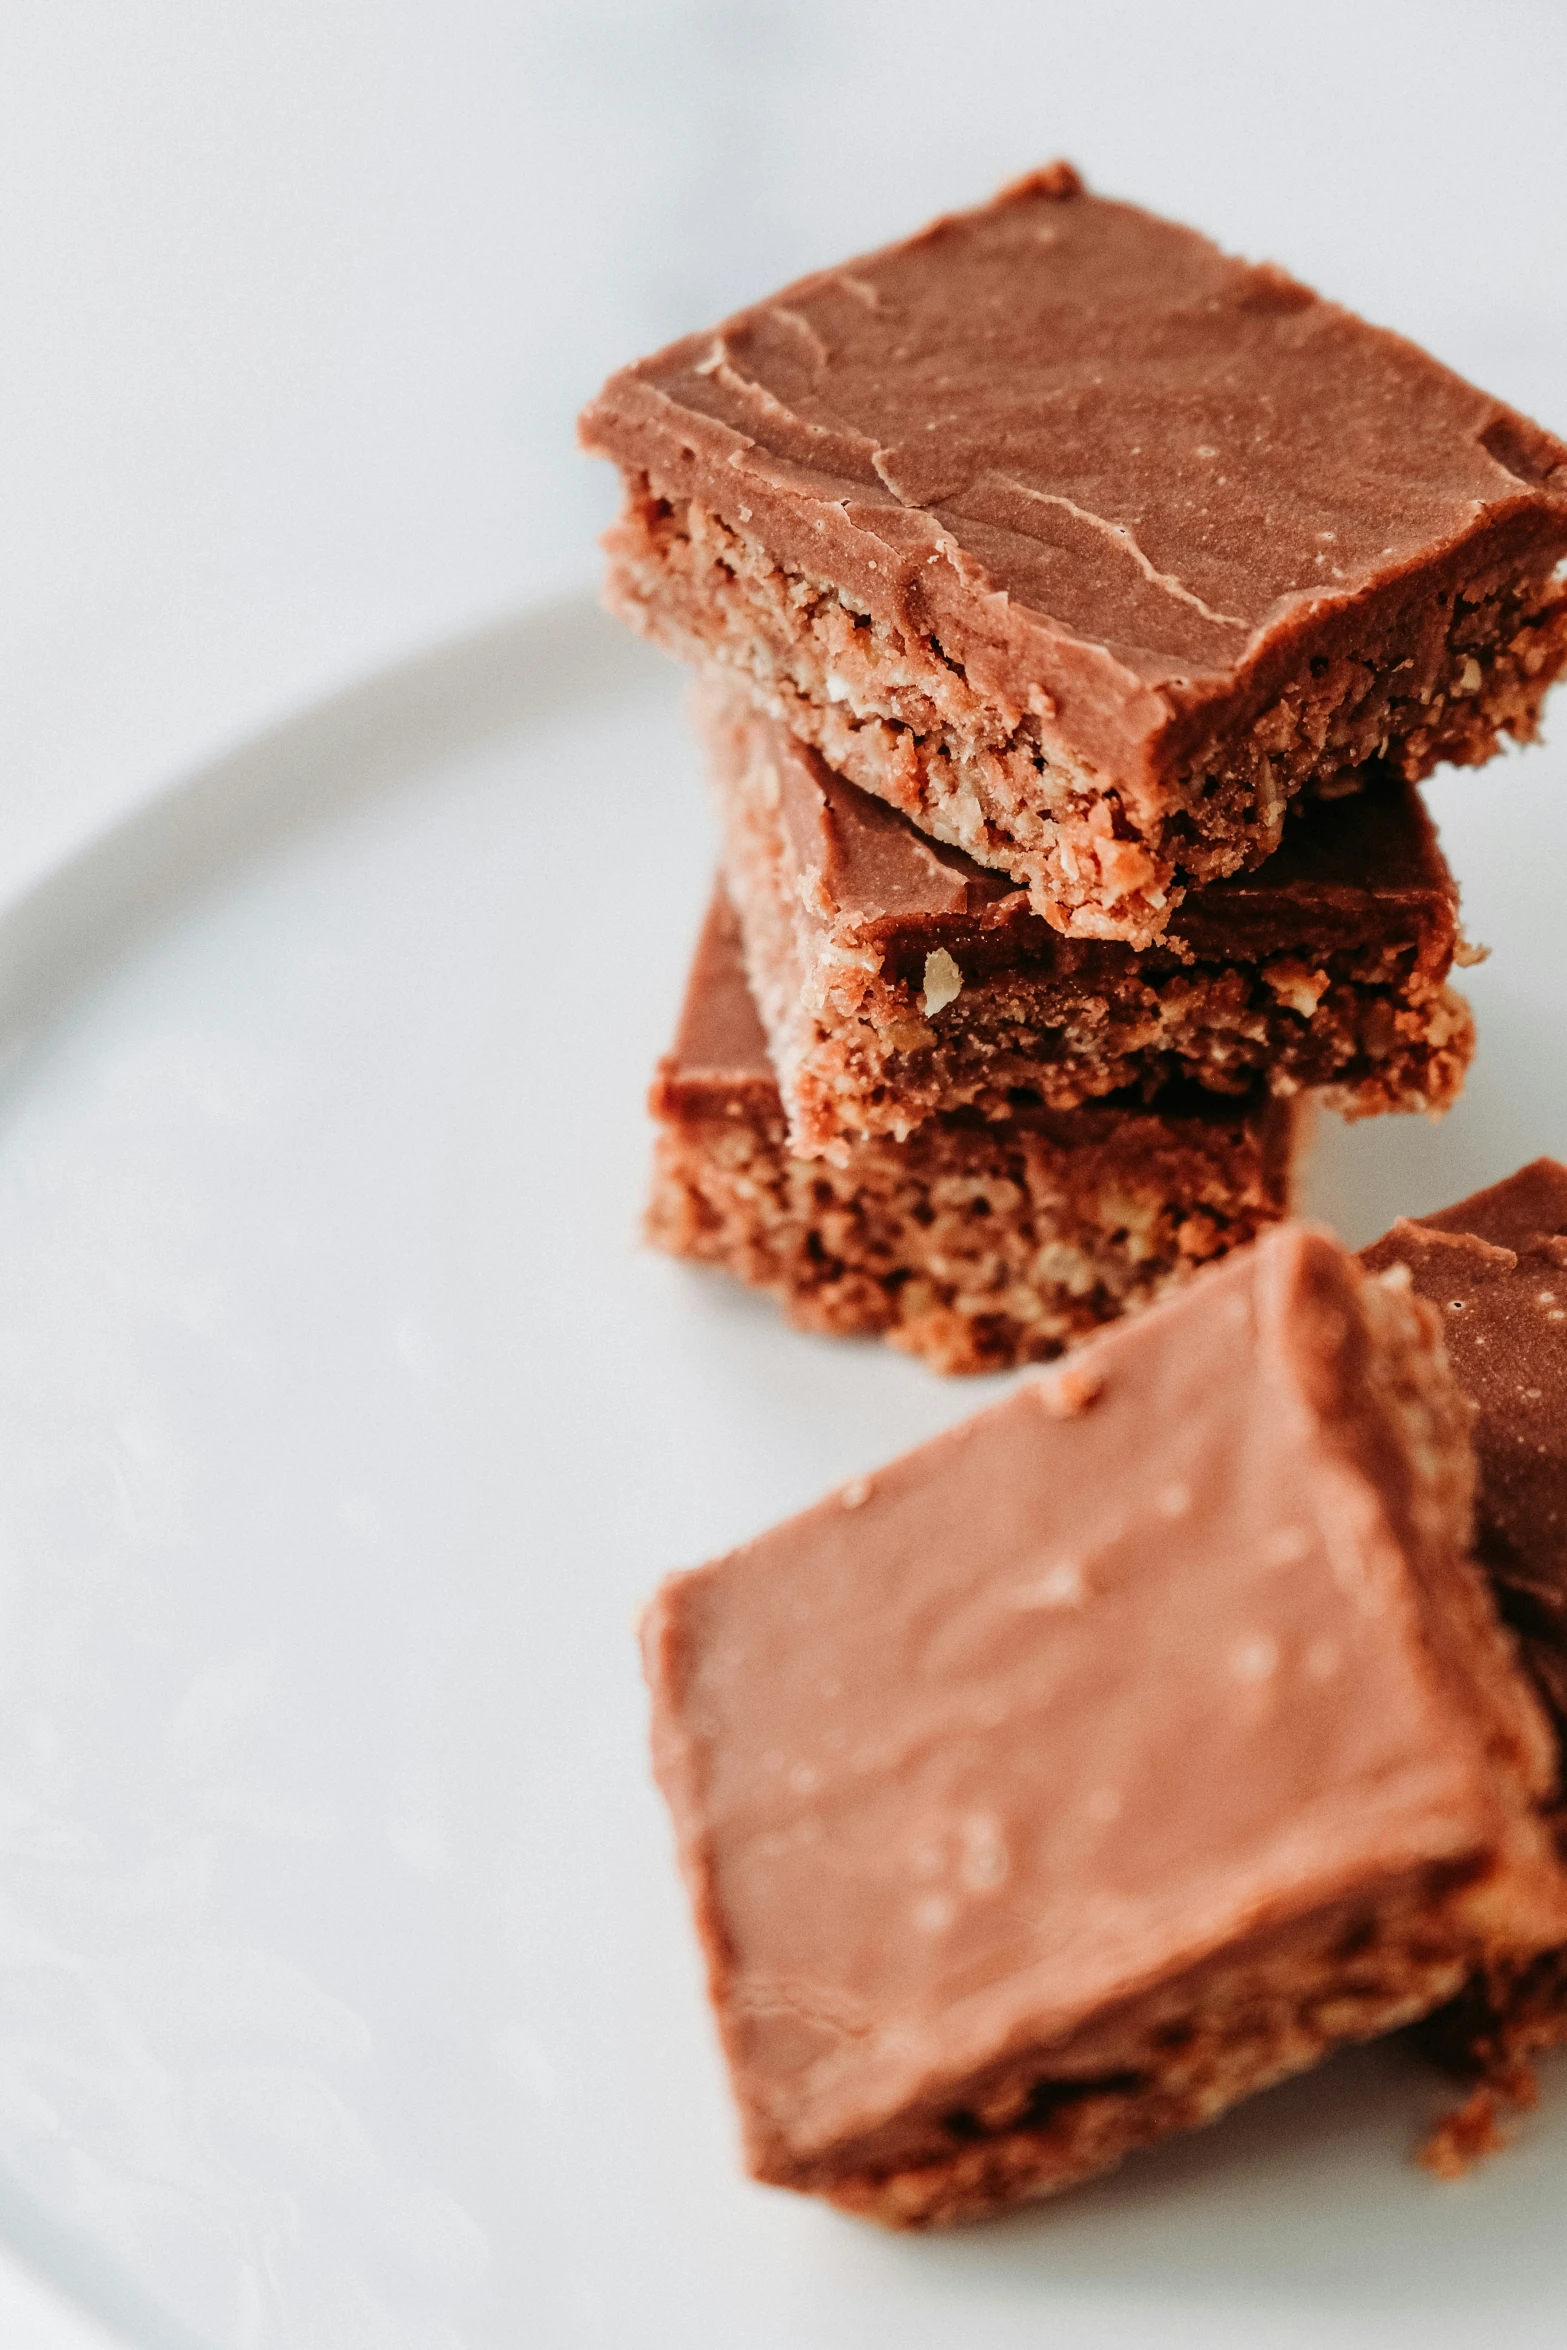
[642,1227,1550,2173]
[699,682,1459,980]
[584,166,1567,774]
[1363,1160,1567,1728]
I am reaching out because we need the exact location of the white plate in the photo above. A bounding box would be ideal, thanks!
[0,599,1565,2350]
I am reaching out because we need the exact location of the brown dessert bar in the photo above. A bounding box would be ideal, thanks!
[641,1226,1567,2225]
[1363,1160,1567,2075]
[648,886,1302,1372]
[700,679,1473,1159]
[582,164,1567,947]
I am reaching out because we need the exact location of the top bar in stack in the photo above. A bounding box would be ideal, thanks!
[700,678,1473,1159]
[581,163,1567,946]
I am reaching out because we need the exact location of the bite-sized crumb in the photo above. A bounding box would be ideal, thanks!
[1419,2088,1510,2180]
[1039,1365,1105,1418]
[1418,2064,1539,2179]
[922,949,964,1017]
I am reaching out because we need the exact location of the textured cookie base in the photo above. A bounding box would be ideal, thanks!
[1422,1935,1567,2082]
[766,961,1475,1155]
[647,1071,1305,1376]
[606,484,1567,945]
[816,1902,1475,2227]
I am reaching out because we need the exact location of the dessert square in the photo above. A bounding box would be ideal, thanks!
[648,886,1303,1372]
[582,164,1567,946]
[700,679,1474,1159]
[1364,1159,1567,2074]
[642,1225,1567,2224]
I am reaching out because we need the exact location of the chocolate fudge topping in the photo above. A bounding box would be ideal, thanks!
[1363,1160,1567,1728]
[664,871,775,1088]
[583,164,1567,790]
[642,1228,1566,2217]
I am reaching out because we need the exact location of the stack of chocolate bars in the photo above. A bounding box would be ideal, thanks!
[583,170,1567,2227]
[582,166,1567,1372]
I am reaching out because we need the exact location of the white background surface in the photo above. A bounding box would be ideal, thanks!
[0,4,1565,2343]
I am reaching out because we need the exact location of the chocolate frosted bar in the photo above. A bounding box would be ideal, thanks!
[641,1226,1567,2225]
[582,164,1567,946]
[1364,1161,1567,2074]
[647,887,1302,1373]
[700,680,1474,1159]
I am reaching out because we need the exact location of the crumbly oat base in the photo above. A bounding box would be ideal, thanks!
[606,486,1567,944]
[646,1083,1302,1375]
[814,1897,1479,2227]
[784,964,1474,1150]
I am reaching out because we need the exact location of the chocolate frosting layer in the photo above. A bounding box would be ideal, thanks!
[583,165,1567,779]
[642,1227,1554,2174]
[665,882,774,1085]
[1363,1160,1567,1729]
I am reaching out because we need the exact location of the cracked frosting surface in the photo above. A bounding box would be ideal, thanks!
[583,164,1567,773]
[642,1227,1556,2172]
